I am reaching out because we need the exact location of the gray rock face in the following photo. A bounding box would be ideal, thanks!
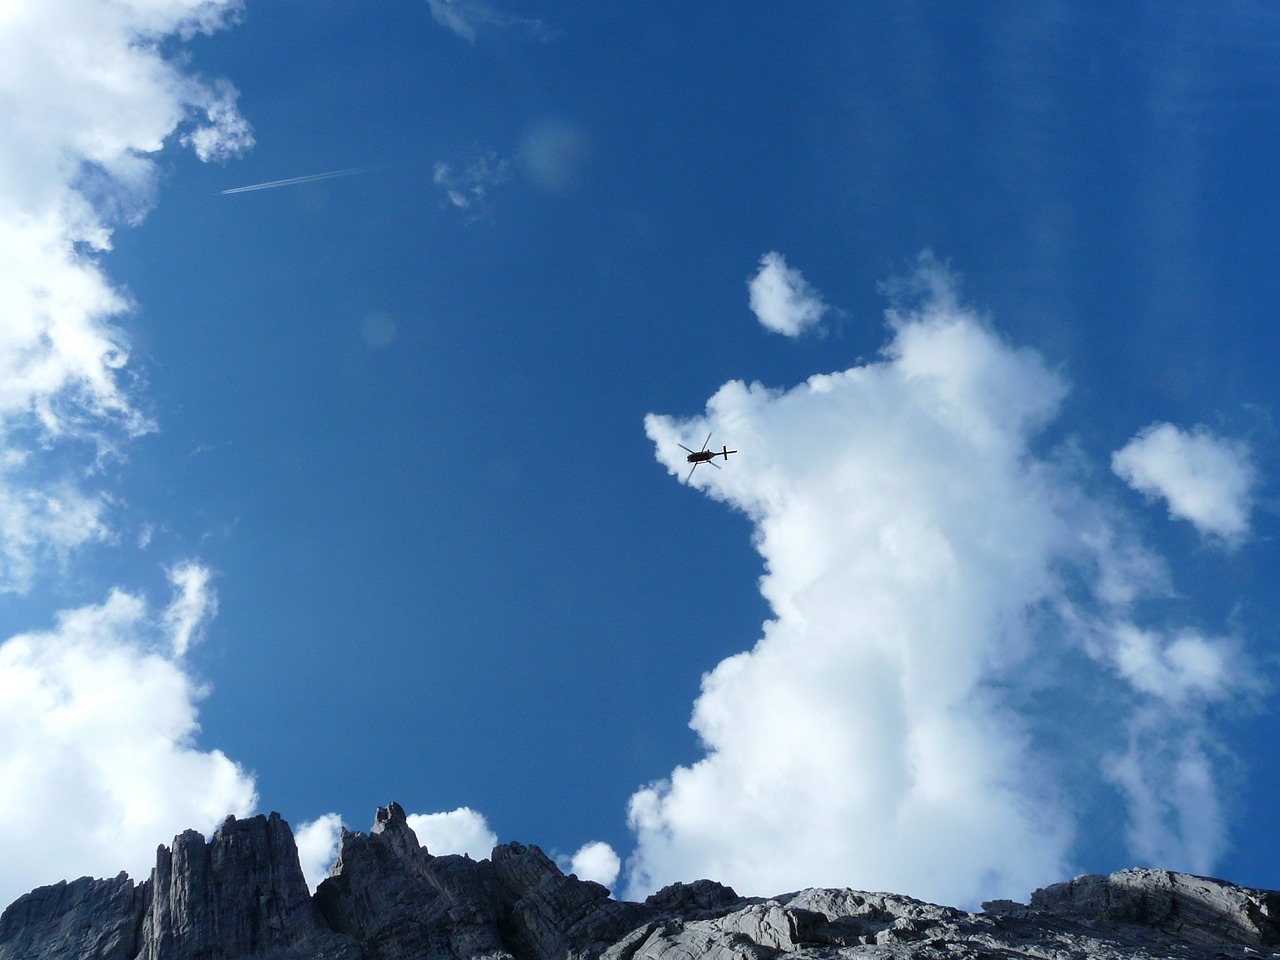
[1028,868,1280,948]
[4,804,1280,960]
[314,802,510,960]
[0,873,145,960]
[489,841,651,960]
[137,811,355,960]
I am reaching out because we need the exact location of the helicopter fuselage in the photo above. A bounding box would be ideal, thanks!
[686,446,736,463]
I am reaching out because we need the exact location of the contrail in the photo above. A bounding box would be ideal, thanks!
[219,164,391,195]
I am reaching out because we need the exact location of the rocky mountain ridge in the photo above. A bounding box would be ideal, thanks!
[2,803,1278,959]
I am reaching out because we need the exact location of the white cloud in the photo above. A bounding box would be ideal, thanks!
[0,567,258,907]
[406,807,498,859]
[631,255,1252,908]
[747,251,828,337]
[568,841,621,890]
[1112,422,1256,545]
[295,813,344,892]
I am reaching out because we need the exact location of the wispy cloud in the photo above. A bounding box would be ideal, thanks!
[424,0,558,44]
[0,470,110,593]
[1112,422,1256,546]
[162,560,218,657]
[631,253,1254,907]
[748,251,829,336]
[432,152,513,216]
[0,0,258,903]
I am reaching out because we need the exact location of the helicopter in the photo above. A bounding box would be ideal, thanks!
[679,433,737,481]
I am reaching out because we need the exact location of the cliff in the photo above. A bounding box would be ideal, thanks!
[2,803,1278,959]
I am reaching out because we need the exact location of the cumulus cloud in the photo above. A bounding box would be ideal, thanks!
[296,813,345,892]
[747,251,829,337]
[1112,422,1256,545]
[424,0,557,44]
[632,254,1252,907]
[568,841,621,890]
[0,0,259,907]
[0,567,257,907]
[406,807,498,859]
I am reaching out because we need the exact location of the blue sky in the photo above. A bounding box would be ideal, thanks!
[2,0,1280,911]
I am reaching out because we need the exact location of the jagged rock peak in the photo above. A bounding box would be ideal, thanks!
[374,801,408,828]
[366,801,431,865]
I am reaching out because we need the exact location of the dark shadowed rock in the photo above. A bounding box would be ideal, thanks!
[1029,867,1280,948]
[6,804,1280,960]
[644,879,741,921]
[490,842,652,960]
[370,802,432,871]
[136,811,356,960]
[314,803,509,960]
[0,873,145,960]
